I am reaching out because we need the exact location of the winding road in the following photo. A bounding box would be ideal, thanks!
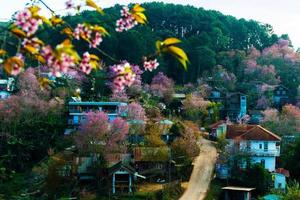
[180,139,218,200]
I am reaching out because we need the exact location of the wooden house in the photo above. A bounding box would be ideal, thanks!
[133,146,170,180]
[108,161,137,194]
[225,92,247,121]
[273,85,289,109]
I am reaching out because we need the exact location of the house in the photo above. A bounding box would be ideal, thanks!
[225,92,247,121]
[272,168,290,192]
[226,125,281,172]
[0,78,15,99]
[209,120,227,140]
[109,161,137,194]
[159,119,174,143]
[273,85,289,109]
[133,146,170,179]
[222,186,255,200]
[65,101,128,134]
[208,87,225,104]
[208,87,226,118]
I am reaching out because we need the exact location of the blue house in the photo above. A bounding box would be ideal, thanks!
[65,101,128,134]
[0,78,15,100]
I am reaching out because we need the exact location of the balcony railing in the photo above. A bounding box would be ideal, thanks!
[241,148,280,157]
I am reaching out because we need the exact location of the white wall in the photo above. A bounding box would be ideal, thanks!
[251,156,276,171]
[226,139,279,171]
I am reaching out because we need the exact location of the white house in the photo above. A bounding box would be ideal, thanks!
[226,125,281,172]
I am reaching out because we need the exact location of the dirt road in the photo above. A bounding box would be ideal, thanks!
[180,139,217,200]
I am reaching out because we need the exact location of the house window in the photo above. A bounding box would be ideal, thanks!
[259,144,263,149]
[261,159,265,168]
[278,183,282,188]
[264,142,268,151]
[246,141,251,150]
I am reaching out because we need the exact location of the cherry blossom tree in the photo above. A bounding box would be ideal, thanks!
[0,71,64,171]
[262,105,300,136]
[127,102,146,121]
[74,111,129,158]
[150,72,175,102]
[256,96,271,110]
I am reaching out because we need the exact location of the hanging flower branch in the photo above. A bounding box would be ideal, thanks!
[0,0,189,94]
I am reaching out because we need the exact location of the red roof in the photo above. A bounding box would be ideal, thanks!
[226,125,281,141]
[209,120,226,129]
[275,168,290,177]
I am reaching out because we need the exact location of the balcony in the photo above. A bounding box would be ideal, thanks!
[242,148,280,157]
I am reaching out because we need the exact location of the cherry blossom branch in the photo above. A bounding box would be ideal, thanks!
[37,0,119,63]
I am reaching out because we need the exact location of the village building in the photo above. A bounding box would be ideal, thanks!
[208,87,225,104]
[109,161,137,194]
[273,85,289,109]
[272,168,290,192]
[65,101,128,134]
[133,146,170,181]
[0,77,14,99]
[225,92,247,121]
[225,125,281,172]
[208,120,227,140]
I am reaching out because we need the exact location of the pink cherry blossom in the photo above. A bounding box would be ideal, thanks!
[109,62,137,92]
[74,24,103,48]
[79,52,92,74]
[127,102,146,121]
[262,108,279,122]
[15,8,42,36]
[150,72,175,100]
[116,6,138,32]
[41,45,75,77]
[74,24,91,40]
[256,96,270,110]
[143,59,159,72]
[90,32,103,48]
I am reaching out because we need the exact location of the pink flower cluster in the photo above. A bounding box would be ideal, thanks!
[262,39,300,62]
[74,24,91,40]
[116,7,138,32]
[41,46,75,77]
[143,59,159,72]
[79,52,93,74]
[109,62,137,92]
[15,8,42,36]
[91,32,103,48]
[74,24,103,48]
[261,65,276,75]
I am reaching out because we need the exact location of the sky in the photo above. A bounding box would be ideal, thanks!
[0,0,300,48]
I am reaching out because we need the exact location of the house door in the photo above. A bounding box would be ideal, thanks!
[261,159,265,168]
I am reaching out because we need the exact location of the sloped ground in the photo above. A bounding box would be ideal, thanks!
[180,139,218,200]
